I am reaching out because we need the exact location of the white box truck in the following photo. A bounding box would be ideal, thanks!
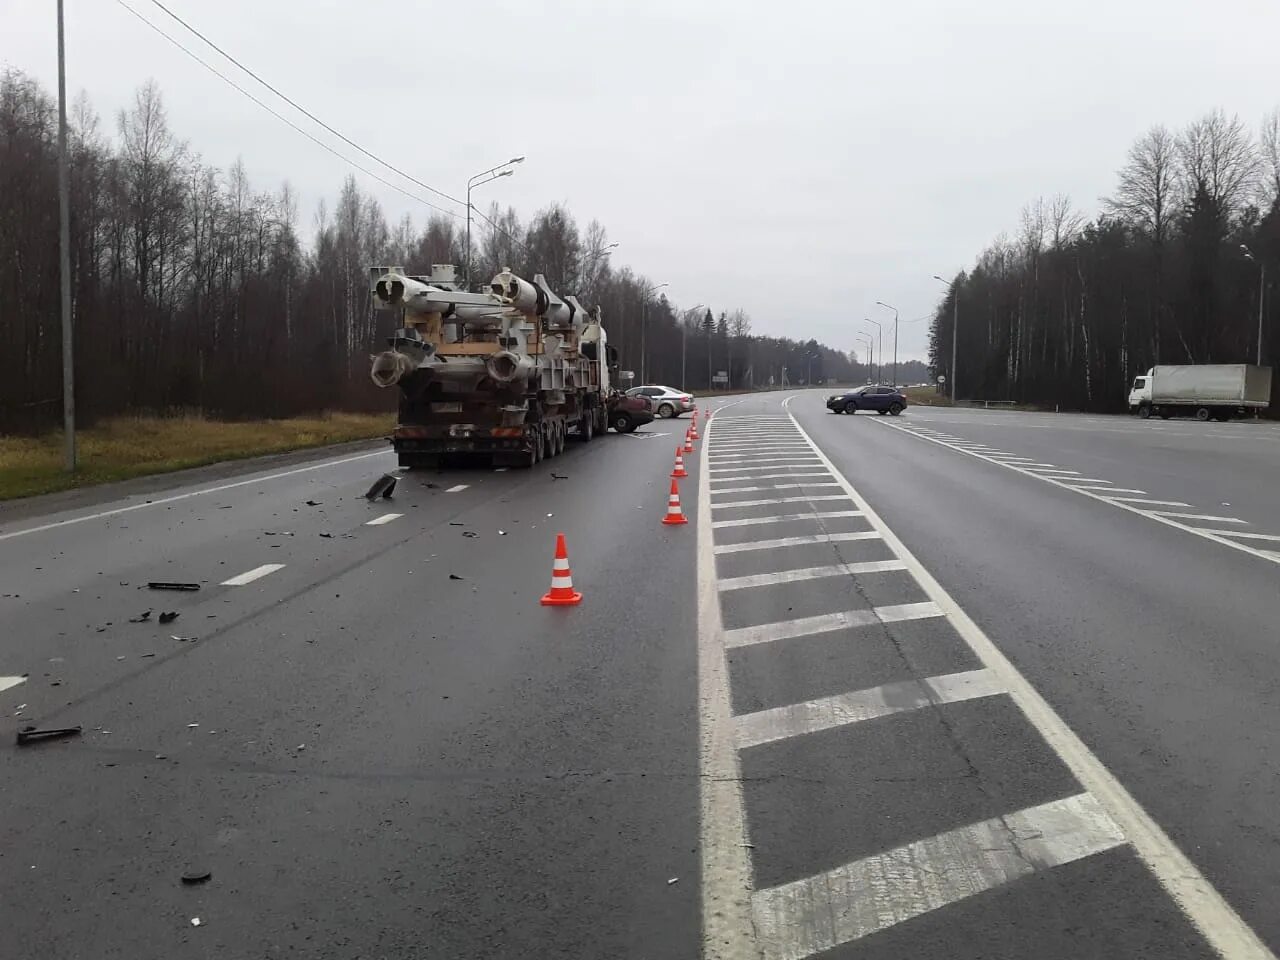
[1127,364,1272,421]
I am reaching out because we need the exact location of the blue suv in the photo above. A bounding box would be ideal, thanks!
[826,385,908,416]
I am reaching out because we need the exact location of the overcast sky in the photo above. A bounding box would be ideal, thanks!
[6,0,1280,362]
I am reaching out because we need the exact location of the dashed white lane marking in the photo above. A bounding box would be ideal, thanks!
[711,471,833,483]
[0,450,390,542]
[723,602,943,648]
[712,510,864,529]
[877,419,1280,569]
[713,531,882,554]
[365,512,404,525]
[1024,467,1081,475]
[735,668,1005,749]
[1149,511,1247,524]
[1,676,26,693]
[712,495,848,510]
[1056,477,1112,484]
[818,414,1279,955]
[712,483,842,494]
[751,793,1126,960]
[1101,497,1191,507]
[445,484,469,493]
[220,563,287,586]
[717,559,906,592]
[1200,529,1280,541]
[1073,486,1148,495]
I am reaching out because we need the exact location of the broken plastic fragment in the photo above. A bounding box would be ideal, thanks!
[159,611,178,624]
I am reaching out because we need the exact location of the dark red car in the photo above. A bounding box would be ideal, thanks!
[607,391,655,432]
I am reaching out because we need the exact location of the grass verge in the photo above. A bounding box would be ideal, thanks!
[0,412,393,501]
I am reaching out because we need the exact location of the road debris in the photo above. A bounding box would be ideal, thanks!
[159,611,179,624]
[551,473,568,480]
[170,635,197,642]
[16,724,82,746]
[449,574,465,581]
[190,917,202,927]
[181,870,212,885]
[148,582,200,592]
[462,531,479,539]
[667,877,679,885]
[128,611,152,623]
[187,723,199,728]
[319,533,334,538]
[498,530,508,536]
[304,499,322,506]
[140,653,156,658]
[365,473,398,500]
[449,521,465,526]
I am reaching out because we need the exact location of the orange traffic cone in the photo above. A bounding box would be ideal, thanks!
[671,447,688,479]
[540,533,583,606]
[683,429,694,454]
[689,419,700,440]
[662,478,689,526]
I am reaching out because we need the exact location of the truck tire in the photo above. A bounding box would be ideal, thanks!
[1195,407,1211,422]
[579,412,594,442]
[1137,405,1151,419]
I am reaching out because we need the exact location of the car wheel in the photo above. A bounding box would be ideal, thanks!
[889,402,904,416]
[611,412,632,433]
[657,402,674,419]
[1137,405,1151,419]
[1195,407,1211,422]
[844,402,858,415]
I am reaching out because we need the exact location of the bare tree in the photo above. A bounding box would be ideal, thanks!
[1047,194,1083,249]
[1177,109,1258,217]
[1105,125,1178,243]
[1260,107,1280,209]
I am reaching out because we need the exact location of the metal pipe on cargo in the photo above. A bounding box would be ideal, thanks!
[486,350,535,383]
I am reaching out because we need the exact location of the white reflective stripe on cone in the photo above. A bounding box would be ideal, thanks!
[550,575,574,588]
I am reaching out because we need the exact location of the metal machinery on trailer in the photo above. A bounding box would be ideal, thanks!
[369,264,613,468]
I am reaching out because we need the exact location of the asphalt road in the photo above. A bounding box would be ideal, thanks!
[3,394,1279,959]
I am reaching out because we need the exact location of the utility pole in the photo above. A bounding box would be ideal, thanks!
[681,303,704,391]
[465,156,523,289]
[639,281,668,384]
[57,0,76,472]
[1242,245,1266,368]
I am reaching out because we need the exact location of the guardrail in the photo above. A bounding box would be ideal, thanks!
[958,399,1018,409]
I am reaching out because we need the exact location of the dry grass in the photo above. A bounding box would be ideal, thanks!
[903,386,953,406]
[0,412,393,501]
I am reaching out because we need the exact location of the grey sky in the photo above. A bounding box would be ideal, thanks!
[6,0,1279,362]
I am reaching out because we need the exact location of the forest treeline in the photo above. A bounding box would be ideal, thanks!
[930,108,1280,411]
[1,71,861,434]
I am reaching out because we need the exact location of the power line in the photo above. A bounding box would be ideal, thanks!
[114,0,462,219]
[144,0,467,211]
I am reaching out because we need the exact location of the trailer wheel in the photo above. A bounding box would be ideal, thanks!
[1137,405,1151,419]
[579,412,594,442]
[1195,407,1211,422]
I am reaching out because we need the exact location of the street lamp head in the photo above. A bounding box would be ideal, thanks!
[510,156,526,164]
[498,169,513,177]
[1240,243,1255,260]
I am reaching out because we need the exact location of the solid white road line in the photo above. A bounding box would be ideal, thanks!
[1102,497,1191,507]
[1,676,26,693]
[445,484,469,493]
[712,510,864,529]
[1057,477,1112,484]
[1025,468,1082,475]
[1199,529,1280,540]
[713,531,882,554]
[723,602,943,648]
[0,450,390,543]
[823,416,1280,955]
[220,563,286,586]
[1148,512,1248,524]
[751,793,1125,960]
[711,472,833,483]
[365,513,404,526]
[735,668,1005,749]
[711,495,848,510]
[717,559,906,592]
[711,483,842,494]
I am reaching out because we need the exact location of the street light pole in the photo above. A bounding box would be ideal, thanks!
[934,274,959,402]
[1242,246,1265,366]
[876,301,899,387]
[639,281,669,384]
[57,0,75,472]
[465,156,524,288]
[863,319,882,383]
[682,303,704,391]
[857,335,874,383]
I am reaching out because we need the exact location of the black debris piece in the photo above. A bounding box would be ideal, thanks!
[129,611,152,623]
[170,635,197,642]
[551,473,568,480]
[181,870,212,885]
[148,582,200,592]
[319,533,334,538]
[158,612,179,624]
[304,500,322,506]
[449,574,465,581]
[448,522,464,526]
[462,531,478,538]
[424,482,439,489]
[16,725,82,746]
[364,474,398,500]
